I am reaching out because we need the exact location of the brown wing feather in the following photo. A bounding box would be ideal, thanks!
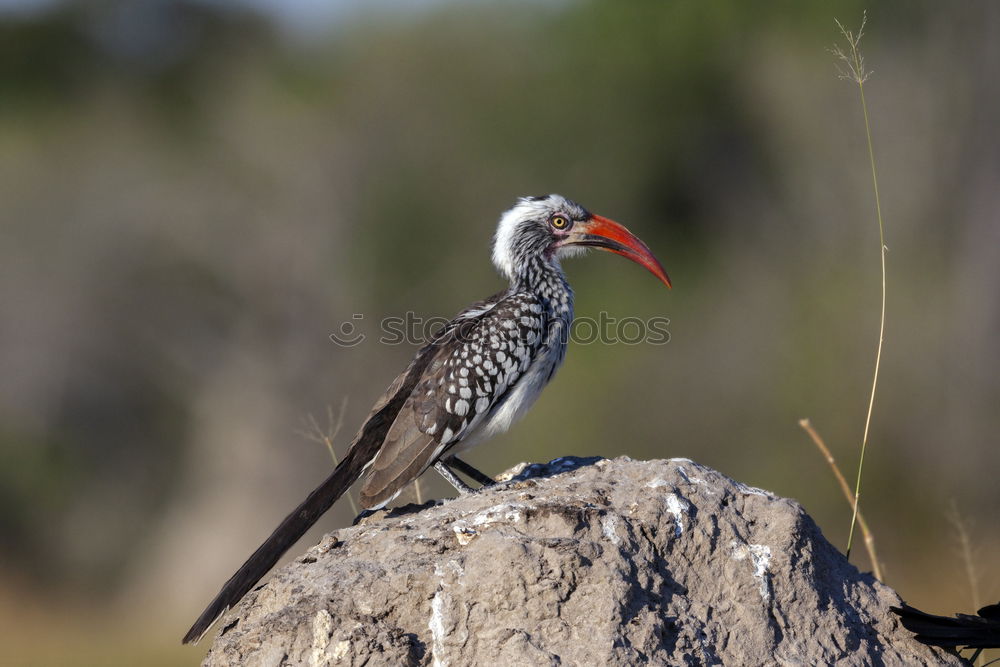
[359,330,472,507]
[358,409,437,507]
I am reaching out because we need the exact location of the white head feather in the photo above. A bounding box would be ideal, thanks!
[492,194,584,281]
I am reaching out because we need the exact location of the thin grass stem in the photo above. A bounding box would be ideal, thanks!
[832,13,887,561]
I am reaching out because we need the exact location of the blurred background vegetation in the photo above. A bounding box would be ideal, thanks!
[1,0,997,664]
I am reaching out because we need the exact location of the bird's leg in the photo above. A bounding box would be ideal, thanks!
[433,460,475,494]
[445,456,496,487]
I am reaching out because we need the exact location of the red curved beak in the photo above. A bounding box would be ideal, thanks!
[563,214,671,288]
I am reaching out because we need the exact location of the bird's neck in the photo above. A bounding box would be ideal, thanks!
[510,256,574,317]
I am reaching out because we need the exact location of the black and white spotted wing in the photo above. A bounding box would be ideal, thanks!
[358,292,551,507]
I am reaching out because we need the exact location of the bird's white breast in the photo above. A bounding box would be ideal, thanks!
[452,316,569,453]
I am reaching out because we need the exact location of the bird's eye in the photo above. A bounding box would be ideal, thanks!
[550,215,570,230]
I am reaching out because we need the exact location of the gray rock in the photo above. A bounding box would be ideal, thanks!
[202,457,958,666]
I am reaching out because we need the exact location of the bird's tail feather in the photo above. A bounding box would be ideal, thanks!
[181,447,370,644]
[892,603,1000,649]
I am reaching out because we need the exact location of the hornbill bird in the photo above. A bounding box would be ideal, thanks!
[892,601,1000,652]
[183,194,670,644]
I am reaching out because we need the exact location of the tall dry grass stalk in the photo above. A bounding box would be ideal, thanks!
[831,13,888,561]
[799,419,883,580]
[298,398,358,517]
[302,399,426,511]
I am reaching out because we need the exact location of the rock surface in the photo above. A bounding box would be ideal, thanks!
[202,457,958,666]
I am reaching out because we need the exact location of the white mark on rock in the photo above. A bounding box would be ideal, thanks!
[429,590,449,667]
[434,559,465,582]
[471,503,526,527]
[736,481,775,498]
[646,479,690,536]
[451,521,478,545]
[601,513,622,546]
[676,467,709,487]
[732,542,773,602]
[450,504,532,544]
[330,639,350,660]
[665,493,689,537]
[309,609,334,667]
